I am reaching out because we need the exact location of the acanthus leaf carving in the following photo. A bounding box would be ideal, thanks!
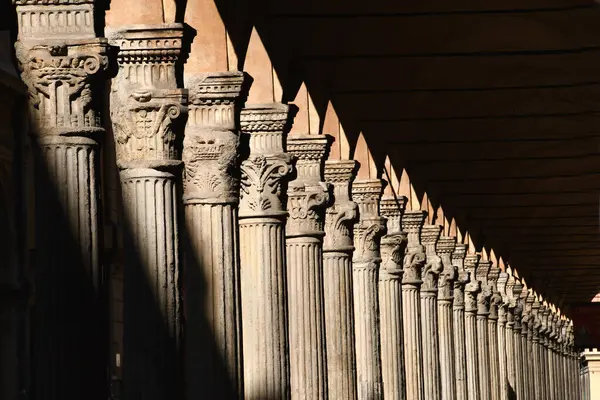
[380,233,407,281]
[15,40,109,135]
[402,244,426,284]
[239,154,292,214]
[324,200,358,251]
[353,216,387,263]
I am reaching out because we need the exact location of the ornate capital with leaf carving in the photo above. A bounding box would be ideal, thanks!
[182,72,245,204]
[286,134,330,237]
[402,244,426,285]
[239,103,293,217]
[475,260,492,316]
[352,179,386,264]
[109,24,187,169]
[437,236,458,301]
[421,225,443,292]
[452,243,469,308]
[15,40,109,138]
[380,233,407,281]
[323,160,358,253]
[487,264,502,320]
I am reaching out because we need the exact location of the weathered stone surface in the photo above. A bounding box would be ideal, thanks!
[286,134,330,400]
[379,195,407,400]
[452,243,470,400]
[109,23,187,400]
[183,71,245,399]
[239,103,293,399]
[437,235,457,400]
[323,159,358,400]
[401,210,427,400]
[352,179,386,400]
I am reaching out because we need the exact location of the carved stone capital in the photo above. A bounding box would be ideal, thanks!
[464,253,480,279]
[109,25,187,168]
[437,236,458,300]
[182,72,245,204]
[421,225,443,292]
[452,243,469,306]
[239,104,293,217]
[13,0,96,41]
[353,216,386,263]
[487,264,502,319]
[465,280,481,313]
[15,39,109,137]
[402,244,426,285]
[352,179,385,216]
[475,260,492,315]
[380,232,407,281]
[286,135,331,237]
[323,160,358,252]
[380,196,407,234]
[402,210,427,247]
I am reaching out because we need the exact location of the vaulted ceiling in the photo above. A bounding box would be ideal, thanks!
[219,0,600,306]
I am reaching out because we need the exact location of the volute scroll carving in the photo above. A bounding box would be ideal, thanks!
[239,104,294,217]
[108,24,188,169]
[437,236,458,301]
[402,244,426,285]
[286,134,331,238]
[475,260,492,316]
[15,40,110,137]
[182,72,246,204]
[452,243,469,308]
[421,224,443,292]
[380,233,407,281]
[323,159,358,252]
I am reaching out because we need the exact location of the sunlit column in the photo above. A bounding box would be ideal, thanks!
[504,275,517,398]
[379,196,408,400]
[524,292,536,400]
[352,179,387,399]
[182,72,245,399]
[15,1,110,396]
[475,258,492,400]
[286,134,330,400]
[420,224,443,400]
[437,235,458,400]
[487,264,502,400]
[109,24,187,400]
[238,104,294,399]
[464,254,482,400]
[497,272,509,400]
[512,281,525,400]
[401,211,427,400]
[323,160,359,400]
[452,243,470,400]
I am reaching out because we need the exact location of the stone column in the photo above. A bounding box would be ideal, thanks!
[420,224,443,400]
[487,265,502,400]
[182,72,245,399]
[437,235,457,400]
[286,134,330,399]
[557,318,566,400]
[323,159,359,400]
[352,179,387,399]
[532,298,543,400]
[519,291,530,400]
[540,304,551,400]
[512,282,525,400]
[15,0,109,396]
[238,103,293,399]
[109,24,187,400]
[379,196,408,400]
[465,254,482,400]
[475,259,492,400]
[401,211,427,400]
[497,272,509,400]
[504,277,517,398]
[548,314,557,400]
[452,243,470,400]
[524,292,536,400]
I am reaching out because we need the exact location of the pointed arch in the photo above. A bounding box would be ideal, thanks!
[185,0,229,73]
[243,27,281,103]
[354,132,377,180]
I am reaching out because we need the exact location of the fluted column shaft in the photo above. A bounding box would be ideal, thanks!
[182,72,245,399]
[109,24,188,400]
[497,305,508,400]
[438,236,458,400]
[323,160,359,400]
[401,211,427,400]
[421,225,443,400]
[505,310,516,398]
[379,197,408,400]
[452,244,469,400]
[15,2,109,397]
[487,268,502,400]
[286,134,330,400]
[475,260,492,400]
[238,104,293,399]
[352,179,386,399]
[465,254,481,400]
[513,314,524,399]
